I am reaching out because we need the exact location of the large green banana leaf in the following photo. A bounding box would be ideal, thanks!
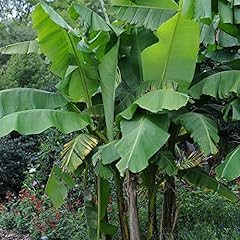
[189,70,240,99]
[0,88,68,118]
[110,0,178,9]
[119,89,189,120]
[32,3,99,104]
[0,40,40,55]
[174,112,219,155]
[99,41,119,141]
[62,134,98,172]
[116,115,170,176]
[216,145,240,181]
[0,109,90,137]
[109,5,175,31]
[181,167,238,202]
[141,13,200,92]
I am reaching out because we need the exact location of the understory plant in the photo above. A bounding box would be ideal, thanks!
[1,0,240,239]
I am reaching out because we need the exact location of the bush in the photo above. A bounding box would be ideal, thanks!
[0,187,87,240]
[0,54,58,90]
[177,181,240,239]
[0,134,40,198]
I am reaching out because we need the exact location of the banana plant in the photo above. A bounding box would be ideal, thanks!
[0,1,240,240]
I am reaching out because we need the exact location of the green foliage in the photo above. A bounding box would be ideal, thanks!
[0,188,88,239]
[174,112,220,155]
[177,183,240,239]
[0,54,58,90]
[1,0,240,239]
[216,145,240,181]
[141,12,199,91]
[0,135,40,198]
[116,115,170,175]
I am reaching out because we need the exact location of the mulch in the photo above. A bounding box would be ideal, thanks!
[0,229,30,240]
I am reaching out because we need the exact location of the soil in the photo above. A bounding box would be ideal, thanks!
[0,229,30,240]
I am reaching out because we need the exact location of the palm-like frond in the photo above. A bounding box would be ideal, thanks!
[62,134,98,172]
[109,6,175,30]
[177,150,211,170]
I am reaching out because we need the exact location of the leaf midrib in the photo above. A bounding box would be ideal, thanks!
[198,114,215,153]
[126,117,145,164]
[161,13,180,88]
[220,146,240,178]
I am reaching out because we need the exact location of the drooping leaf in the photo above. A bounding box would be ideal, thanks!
[117,80,160,111]
[0,40,41,55]
[157,151,178,176]
[189,70,240,99]
[0,88,68,118]
[200,16,219,46]
[109,6,175,31]
[223,98,240,121]
[119,89,189,120]
[69,3,112,32]
[110,0,178,10]
[95,161,113,179]
[116,115,170,176]
[219,30,240,47]
[32,3,99,104]
[46,166,75,208]
[100,179,111,220]
[142,13,200,92]
[116,30,158,99]
[218,0,233,24]
[100,222,118,236]
[101,141,120,165]
[216,145,240,181]
[202,49,240,63]
[62,134,98,172]
[0,109,90,137]
[84,189,117,239]
[84,190,98,239]
[218,0,239,24]
[174,112,219,155]
[181,167,238,202]
[99,41,119,141]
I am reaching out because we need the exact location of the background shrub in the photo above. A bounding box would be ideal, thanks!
[0,134,40,198]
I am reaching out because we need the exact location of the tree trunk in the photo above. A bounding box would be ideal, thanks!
[113,171,130,240]
[147,184,158,240]
[126,171,140,240]
[160,176,177,240]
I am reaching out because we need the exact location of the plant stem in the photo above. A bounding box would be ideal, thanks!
[99,0,111,25]
[160,176,177,240]
[113,168,130,240]
[83,163,88,190]
[147,183,158,240]
[97,175,102,240]
[126,171,140,240]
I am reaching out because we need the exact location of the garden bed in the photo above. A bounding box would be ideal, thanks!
[0,229,30,240]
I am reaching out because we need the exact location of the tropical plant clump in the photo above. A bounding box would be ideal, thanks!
[1,0,240,239]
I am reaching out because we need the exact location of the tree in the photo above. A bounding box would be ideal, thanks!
[0,1,240,240]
